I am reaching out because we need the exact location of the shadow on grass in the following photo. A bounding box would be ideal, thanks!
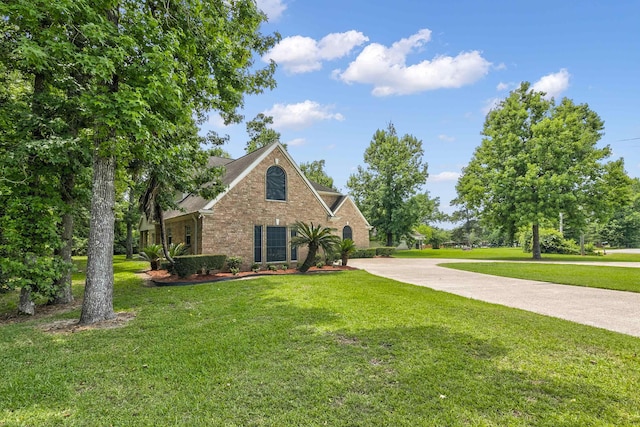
[1,272,637,426]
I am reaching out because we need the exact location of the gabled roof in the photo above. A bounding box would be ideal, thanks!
[165,142,337,220]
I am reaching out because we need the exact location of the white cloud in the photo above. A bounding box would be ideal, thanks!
[481,97,501,115]
[429,171,461,182]
[256,0,287,21]
[264,100,345,130]
[264,31,368,74]
[496,81,514,91]
[494,62,507,70]
[532,68,570,99]
[287,137,306,146]
[336,29,491,96]
[438,134,455,142]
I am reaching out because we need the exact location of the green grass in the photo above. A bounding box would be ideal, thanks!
[395,246,640,262]
[1,256,640,425]
[441,262,640,293]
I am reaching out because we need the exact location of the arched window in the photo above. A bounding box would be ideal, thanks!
[266,166,286,201]
[342,225,353,241]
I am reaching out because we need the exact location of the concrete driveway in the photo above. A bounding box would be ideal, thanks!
[349,257,640,338]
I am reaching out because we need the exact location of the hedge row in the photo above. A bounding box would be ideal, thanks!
[173,255,227,278]
[351,247,396,259]
[375,247,395,257]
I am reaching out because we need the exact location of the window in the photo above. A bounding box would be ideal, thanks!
[342,225,353,241]
[266,226,287,262]
[254,225,262,263]
[167,228,173,245]
[185,225,191,246]
[266,166,286,201]
[290,229,297,261]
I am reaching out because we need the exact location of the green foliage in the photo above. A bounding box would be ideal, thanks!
[268,264,278,271]
[456,82,630,259]
[173,255,226,278]
[347,123,431,246]
[375,247,396,257]
[519,228,593,255]
[339,239,357,266]
[291,222,341,272]
[251,263,260,273]
[138,245,163,270]
[245,113,283,153]
[352,248,377,258]
[225,256,243,272]
[315,261,325,268]
[3,259,640,425]
[168,243,188,258]
[299,160,336,190]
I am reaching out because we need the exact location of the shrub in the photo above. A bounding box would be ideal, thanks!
[375,247,396,257]
[339,239,357,266]
[520,228,582,255]
[230,267,240,275]
[352,248,376,258]
[268,264,277,271]
[315,261,325,268]
[138,244,163,270]
[168,242,188,258]
[281,263,288,270]
[251,263,260,273]
[173,255,226,278]
[226,256,243,272]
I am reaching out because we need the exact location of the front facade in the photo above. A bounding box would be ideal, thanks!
[141,143,370,269]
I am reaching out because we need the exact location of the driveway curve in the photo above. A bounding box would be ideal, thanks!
[349,258,640,338]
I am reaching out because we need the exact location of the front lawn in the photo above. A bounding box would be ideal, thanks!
[394,247,640,262]
[442,262,640,293]
[1,257,639,425]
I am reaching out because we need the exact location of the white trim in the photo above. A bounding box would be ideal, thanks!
[333,196,372,229]
[202,143,335,217]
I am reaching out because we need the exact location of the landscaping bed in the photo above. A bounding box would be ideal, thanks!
[146,264,358,285]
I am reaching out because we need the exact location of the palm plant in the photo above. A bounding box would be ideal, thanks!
[138,244,163,270]
[339,238,357,266]
[291,221,340,272]
[168,242,188,258]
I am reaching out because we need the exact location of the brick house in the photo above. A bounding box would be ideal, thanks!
[140,142,370,269]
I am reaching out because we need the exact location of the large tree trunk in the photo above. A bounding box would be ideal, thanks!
[18,287,35,316]
[532,223,541,260]
[386,232,393,248]
[80,153,116,325]
[53,173,75,304]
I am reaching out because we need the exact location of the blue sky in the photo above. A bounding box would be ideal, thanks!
[202,0,640,224]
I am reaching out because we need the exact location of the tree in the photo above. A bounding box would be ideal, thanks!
[245,113,283,153]
[347,123,430,247]
[299,160,336,190]
[291,222,340,272]
[1,0,278,323]
[339,239,356,266]
[456,82,628,259]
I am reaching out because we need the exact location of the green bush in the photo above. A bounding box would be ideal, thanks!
[375,247,396,257]
[173,255,226,278]
[520,228,586,255]
[352,248,377,258]
[251,263,260,272]
[268,264,277,271]
[225,256,243,272]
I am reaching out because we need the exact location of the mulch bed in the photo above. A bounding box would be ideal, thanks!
[146,265,358,286]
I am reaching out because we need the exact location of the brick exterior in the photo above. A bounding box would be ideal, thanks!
[162,146,370,269]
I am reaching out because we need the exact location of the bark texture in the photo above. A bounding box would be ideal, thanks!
[80,154,116,324]
[532,223,541,260]
[18,287,35,315]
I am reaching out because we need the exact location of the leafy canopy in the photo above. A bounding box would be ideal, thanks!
[347,123,430,246]
[455,82,631,258]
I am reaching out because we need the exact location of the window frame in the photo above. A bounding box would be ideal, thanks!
[342,225,353,241]
[265,165,287,201]
[266,226,287,263]
[254,225,263,263]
